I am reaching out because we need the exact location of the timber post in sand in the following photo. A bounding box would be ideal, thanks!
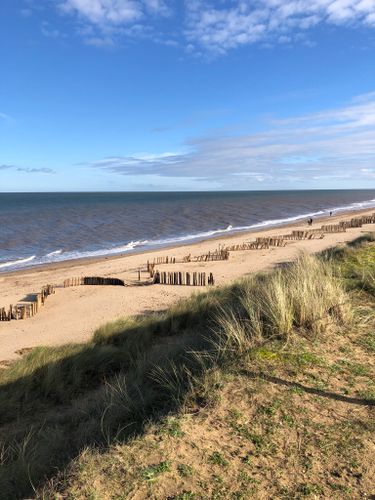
[154,270,214,286]
[63,277,125,287]
[0,283,55,322]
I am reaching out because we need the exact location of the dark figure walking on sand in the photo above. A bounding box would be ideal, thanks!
[308,218,313,226]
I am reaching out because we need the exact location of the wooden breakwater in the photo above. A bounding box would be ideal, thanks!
[0,284,55,321]
[154,271,214,286]
[320,224,347,233]
[63,277,125,287]
[339,215,375,229]
[282,230,325,240]
[153,256,177,265]
[256,236,287,247]
[146,251,229,278]
[223,213,375,251]
[194,249,230,262]
[318,214,375,233]
[224,241,269,251]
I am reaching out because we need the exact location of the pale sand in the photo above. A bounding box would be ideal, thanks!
[0,208,374,362]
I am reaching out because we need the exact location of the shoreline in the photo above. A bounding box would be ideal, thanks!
[0,205,374,364]
[1,205,374,279]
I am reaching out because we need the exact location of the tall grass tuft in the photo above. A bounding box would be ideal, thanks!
[214,253,351,359]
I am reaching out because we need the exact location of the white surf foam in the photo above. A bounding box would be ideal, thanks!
[1,197,375,272]
[46,249,63,257]
[0,255,36,270]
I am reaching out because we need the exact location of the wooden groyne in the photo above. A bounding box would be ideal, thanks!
[153,256,177,265]
[0,284,55,322]
[320,224,347,233]
[154,271,215,286]
[224,241,269,251]
[339,215,375,229]
[222,213,375,250]
[63,277,125,287]
[256,236,287,247]
[282,230,325,240]
[194,249,230,262]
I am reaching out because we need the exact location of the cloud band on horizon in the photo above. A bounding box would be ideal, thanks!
[85,92,375,189]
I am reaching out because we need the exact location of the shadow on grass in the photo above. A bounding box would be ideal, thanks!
[240,370,375,407]
[0,286,235,499]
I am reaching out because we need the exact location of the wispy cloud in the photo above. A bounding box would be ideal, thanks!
[87,152,184,174]
[16,167,56,174]
[87,92,375,188]
[59,0,171,45]
[49,0,375,52]
[0,164,55,174]
[0,112,14,123]
[41,21,61,38]
[185,0,375,54]
[60,0,170,25]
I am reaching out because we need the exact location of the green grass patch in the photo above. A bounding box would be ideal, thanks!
[141,460,171,481]
[208,452,229,467]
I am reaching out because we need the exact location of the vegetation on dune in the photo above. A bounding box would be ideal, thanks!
[0,236,374,499]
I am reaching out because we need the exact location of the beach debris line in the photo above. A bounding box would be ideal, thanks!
[63,277,125,287]
[0,284,55,321]
[153,270,215,286]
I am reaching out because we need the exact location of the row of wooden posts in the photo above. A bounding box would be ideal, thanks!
[154,271,214,286]
[320,224,346,233]
[63,277,125,287]
[2,213,374,321]
[0,284,55,322]
[224,213,375,251]
[153,256,177,265]
[223,241,266,251]
[282,230,324,240]
[148,249,229,269]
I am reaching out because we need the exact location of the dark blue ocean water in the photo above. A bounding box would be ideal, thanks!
[1,190,375,271]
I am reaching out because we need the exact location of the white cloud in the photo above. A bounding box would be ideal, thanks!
[61,0,143,25]
[0,164,55,174]
[60,0,169,33]
[185,0,375,54]
[88,92,375,188]
[53,0,375,50]
[58,0,171,45]
[88,152,184,174]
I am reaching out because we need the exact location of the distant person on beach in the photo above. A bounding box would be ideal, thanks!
[308,218,313,226]
[330,211,333,217]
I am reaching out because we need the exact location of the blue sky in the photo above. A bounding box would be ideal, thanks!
[1,0,375,191]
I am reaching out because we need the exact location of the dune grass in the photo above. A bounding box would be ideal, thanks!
[0,236,374,499]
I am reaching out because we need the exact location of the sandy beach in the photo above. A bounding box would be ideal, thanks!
[0,207,374,363]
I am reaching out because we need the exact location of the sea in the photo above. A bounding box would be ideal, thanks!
[1,190,375,272]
